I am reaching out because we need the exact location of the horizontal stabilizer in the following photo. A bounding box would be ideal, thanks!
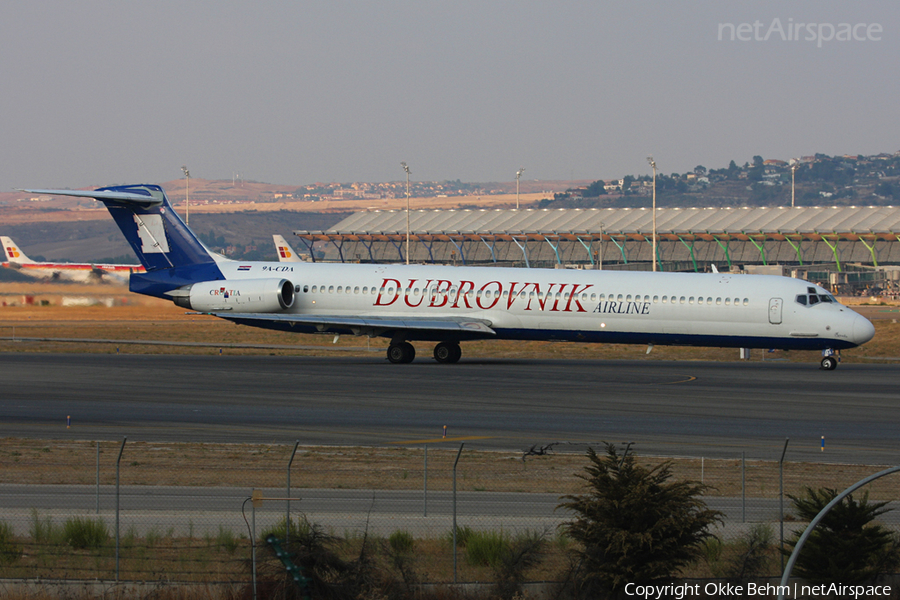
[19,188,163,207]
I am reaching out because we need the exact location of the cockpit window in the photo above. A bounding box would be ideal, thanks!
[796,291,838,307]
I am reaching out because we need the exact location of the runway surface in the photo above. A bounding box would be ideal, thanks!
[1,352,899,464]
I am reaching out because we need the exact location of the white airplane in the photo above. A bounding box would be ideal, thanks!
[1,235,144,284]
[22,185,875,369]
[273,234,303,262]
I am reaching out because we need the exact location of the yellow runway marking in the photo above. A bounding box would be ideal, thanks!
[388,435,491,445]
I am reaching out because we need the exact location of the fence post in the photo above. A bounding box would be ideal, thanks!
[452,443,464,584]
[286,440,299,546]
[96,441,100,514]
[115,437,127,582]
[779,438,789,572]
[741,452,746,523]
[423,445,428,517]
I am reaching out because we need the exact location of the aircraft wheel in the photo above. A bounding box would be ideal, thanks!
[387,342,416,364]
[820,356,838,370]
[434,342,462,364]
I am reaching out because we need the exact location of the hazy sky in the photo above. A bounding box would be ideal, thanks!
[2,1,898,190]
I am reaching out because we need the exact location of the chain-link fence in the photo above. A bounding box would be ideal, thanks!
[1,439,899,585]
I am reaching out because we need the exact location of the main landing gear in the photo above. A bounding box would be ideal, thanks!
[433,341,462,364]
[386,341,462,364]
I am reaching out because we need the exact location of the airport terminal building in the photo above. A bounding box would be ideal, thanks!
[295,205,900,296]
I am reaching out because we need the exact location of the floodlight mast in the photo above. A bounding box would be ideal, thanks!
[790,160,799,208]
[401,161,411,265]
[181,165,191,225]
[515,168,525,209]
[647,156,657,271]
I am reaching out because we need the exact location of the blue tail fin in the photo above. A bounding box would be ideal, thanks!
[21,184,225,297]
[92,184,214,271]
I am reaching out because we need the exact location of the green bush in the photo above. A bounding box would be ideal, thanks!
[28,509,59,544]
[62,516,109,549]
[388,530,415,554]
[465,530,508,567]
[446,525,474,548]
[215,525,241,554]
[260,516,313,546]
[0,521,21,565]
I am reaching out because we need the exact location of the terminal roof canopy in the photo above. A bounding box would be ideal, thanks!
[295,206,900,242]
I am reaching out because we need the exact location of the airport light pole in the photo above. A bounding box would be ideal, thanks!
[181,165,191,225]
[647,156,657,271]
[790,161,798,208]
[401,161,411,265]
[516,167,525,209]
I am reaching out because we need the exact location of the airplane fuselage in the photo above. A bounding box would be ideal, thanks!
[193,260,870,351]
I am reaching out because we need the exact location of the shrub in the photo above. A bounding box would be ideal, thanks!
[784,487,900,584]
[465,530,510,568]
[260,516,313,546]
[215,525,240,554]
[0,521,21,565]
[62,516,108,549]
[559,444,721,597]
[388,530,415,554]
[28,509,59,544]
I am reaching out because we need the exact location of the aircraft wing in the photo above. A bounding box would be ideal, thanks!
[207,312,497,336]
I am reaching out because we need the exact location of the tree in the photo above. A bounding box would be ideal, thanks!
[784,487,900,584]
[748,155,765,182]
[585,179,608,197]
[559,444,721,598]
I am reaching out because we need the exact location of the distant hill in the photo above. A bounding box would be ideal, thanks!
[2,210,351,263]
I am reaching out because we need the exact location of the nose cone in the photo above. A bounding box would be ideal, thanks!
[852,313,876,346]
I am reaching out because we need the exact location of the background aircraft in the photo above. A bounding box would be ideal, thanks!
[273,234,303,262]
[1,235,144,284]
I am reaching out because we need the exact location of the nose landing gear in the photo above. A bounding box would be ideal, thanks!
[820,349,840,370]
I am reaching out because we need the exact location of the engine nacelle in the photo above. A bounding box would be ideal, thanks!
[168,278,295,312]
